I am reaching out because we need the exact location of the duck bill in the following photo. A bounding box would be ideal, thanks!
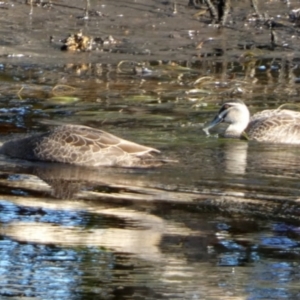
[203,115,223,135]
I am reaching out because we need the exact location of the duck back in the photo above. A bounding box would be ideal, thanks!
[247,109,300,144]
[0,125,160,167]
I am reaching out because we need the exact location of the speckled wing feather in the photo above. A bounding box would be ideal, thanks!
[247,109,300,144]
[0,125,160,167]
[33,125,160,167]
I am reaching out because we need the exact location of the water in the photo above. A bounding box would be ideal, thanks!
[1,197,300,299]
[2,0,300,299]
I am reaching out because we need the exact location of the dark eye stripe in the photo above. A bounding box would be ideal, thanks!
[219,103,231,113]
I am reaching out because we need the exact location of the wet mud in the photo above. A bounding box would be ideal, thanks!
[1,0,300,64]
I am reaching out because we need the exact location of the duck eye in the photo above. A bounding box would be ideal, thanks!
[219,104,231,113]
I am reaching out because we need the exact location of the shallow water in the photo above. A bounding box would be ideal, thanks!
[2,0,300,299]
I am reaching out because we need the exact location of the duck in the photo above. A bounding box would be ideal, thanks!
[203,99,300,144]
[0,124,160,167]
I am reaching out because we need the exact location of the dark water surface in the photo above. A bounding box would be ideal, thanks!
[2,0,300,299]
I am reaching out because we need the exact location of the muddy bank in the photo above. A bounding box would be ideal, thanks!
[1,0,300,65]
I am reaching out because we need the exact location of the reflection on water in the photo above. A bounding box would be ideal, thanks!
[1,198,300,299]
[1,138,300,298]
[219,140,249,175]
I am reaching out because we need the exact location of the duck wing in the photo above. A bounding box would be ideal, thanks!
[247,109,300,144]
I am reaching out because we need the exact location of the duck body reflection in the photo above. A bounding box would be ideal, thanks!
[0,124,160,167]
[204,100,300,144]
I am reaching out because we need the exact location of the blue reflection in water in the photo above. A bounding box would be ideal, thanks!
[247,260,299,299]
[0,199,117,298]
[0,200,85,226]
[0,239,115,299]
[0,240,78,298]
[260,236,299,249]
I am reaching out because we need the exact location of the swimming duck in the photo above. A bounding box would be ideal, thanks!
[0,124,160,167]
[203,100,300,144]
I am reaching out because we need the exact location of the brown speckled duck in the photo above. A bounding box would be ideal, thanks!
[203,100,300,144]
[0,124,160,167]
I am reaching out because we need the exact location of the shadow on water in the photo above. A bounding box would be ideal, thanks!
[2,0,300,298]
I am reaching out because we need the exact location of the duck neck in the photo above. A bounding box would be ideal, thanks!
[224,122,248,138]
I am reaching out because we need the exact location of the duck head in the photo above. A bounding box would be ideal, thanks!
[203,100,250,138]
